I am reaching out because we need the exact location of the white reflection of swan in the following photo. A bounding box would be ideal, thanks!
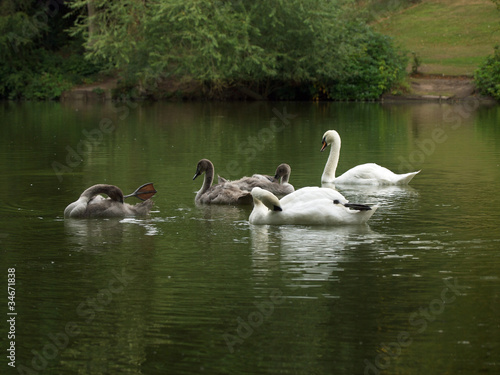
[279,226,375,282]
[250,224,375,284]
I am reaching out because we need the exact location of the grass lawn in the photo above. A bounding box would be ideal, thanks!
[372,0,500,76]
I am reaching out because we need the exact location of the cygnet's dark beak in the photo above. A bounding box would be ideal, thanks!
[193,169,201,180]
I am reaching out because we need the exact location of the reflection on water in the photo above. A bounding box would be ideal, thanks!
[1,101,500,374]
[64,218,161,250]
[251,225,375,286]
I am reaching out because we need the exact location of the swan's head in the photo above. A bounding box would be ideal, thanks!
[106,185,124,203]
[320,130,341,152]
[274,163,291,181]
[193,159,213,180]
[84,184,124,203]
[251,187,282,212]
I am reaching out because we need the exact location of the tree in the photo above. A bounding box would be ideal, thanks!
[68,0,406,100]
[0,0,102,99]
[473,0,500,100]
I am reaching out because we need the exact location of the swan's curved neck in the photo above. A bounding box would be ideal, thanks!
[197,165,214,198]
[81,184,123,203]
[81,184,107,200]
[321,137,340,183]
[281,174,289,184]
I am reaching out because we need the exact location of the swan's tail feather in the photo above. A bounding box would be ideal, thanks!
[334,200,373,211]
[398,170,420,184]
[132,199,154,216]
[344,203,372,211]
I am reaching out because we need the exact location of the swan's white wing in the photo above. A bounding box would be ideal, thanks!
[336,163,403,185]
[280,187,348,206]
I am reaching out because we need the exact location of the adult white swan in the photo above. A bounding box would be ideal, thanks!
[249,186,377,225]
[320,130,420,185]
[64,183,156,218]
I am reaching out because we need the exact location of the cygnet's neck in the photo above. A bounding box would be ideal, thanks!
[281,174,289,184]
[321,136,341,184]
[197,165,214,199]
[81,184,123,203]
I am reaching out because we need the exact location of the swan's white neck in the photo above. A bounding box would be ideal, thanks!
[321,134,341,184]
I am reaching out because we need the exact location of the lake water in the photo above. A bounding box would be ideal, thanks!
[0,99,499,374]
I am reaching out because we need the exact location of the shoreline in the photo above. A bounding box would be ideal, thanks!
[60,75,496,103]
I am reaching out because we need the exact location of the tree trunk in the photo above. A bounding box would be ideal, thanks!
[87,0,96,44]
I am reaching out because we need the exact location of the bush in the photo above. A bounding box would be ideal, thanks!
[69,0,407,101]
[474,45,500,101]
[0,45,101,100]
[0,3,104,100]
[315,24,407,101]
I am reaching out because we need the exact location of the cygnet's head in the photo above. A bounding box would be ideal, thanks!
[106,185,124,203]
[193,159,213,180]
[274,163,291,181]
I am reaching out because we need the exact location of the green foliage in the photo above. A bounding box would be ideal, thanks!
[0,1,103,100]
[316,24,407,101]
[68,0,406,100]
[0,42,101,100]
[1,0,407,100]
[474,45,500,100]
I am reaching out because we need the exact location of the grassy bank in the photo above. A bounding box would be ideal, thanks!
[373,0,500,76]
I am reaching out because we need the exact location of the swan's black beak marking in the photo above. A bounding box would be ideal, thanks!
[273,205,282,212]
[320,138,327,152]
[193,170,201,180]
[333,199,372,211]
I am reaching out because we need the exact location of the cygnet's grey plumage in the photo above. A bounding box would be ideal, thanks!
[218,163,294,198]
[193,159,252,205]
[64,184,154,218]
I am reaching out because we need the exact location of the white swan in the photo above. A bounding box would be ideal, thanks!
[218,163,294,198]
[249,187,377,225]
[321,130,420,185]
[64,183,156,218]
[193,159,252,204]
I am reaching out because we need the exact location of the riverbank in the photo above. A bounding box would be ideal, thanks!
[60,75,494,102]
[383,74,495,102]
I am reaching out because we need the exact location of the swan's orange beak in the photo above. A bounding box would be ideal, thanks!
[320,140,328,152]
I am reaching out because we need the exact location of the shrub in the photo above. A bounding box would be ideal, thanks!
[474,45,500,100]
[316,24,407,100]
